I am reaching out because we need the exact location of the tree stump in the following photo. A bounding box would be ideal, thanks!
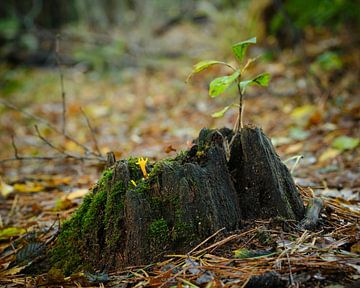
[50,127,305,275]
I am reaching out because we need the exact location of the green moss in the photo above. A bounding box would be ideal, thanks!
[98,168,113,187]
[104,180,126,248]
[149,196,163,211]
[82,188,107,233]
[148,161,162,178]
[50,222,83,275]
[174,150,188,162]
[105,181,126,220]
[50,168,115,275]
[127,157,143,180]
[195,150,205,158]
[173,221,193,242]
[148,218,169,245]
[169,194,179,206]
[172,209,195,243]
[50,192,96,274]
[134,178,151,193]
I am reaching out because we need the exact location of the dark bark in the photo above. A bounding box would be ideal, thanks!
[50,127,305,274]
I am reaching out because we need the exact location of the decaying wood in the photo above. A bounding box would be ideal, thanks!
[50,127,305,274]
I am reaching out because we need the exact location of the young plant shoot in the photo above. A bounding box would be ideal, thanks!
[188,37,270,131]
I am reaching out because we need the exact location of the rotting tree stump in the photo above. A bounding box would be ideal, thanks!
[50,127,305,275]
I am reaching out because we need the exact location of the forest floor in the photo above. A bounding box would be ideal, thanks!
[0,18,359,288]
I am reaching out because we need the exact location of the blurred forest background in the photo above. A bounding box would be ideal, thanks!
[0,1,359,286]
[0,0,359,200]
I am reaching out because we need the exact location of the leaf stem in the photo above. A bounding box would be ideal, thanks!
[237,81,243,131]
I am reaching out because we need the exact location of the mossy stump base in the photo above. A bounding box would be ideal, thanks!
[51,127,305,275]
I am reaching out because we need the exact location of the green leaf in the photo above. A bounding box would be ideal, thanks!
[253,73,271,86]
[332,136,359,151]
[187,60,233,81]
[211,106,231,118]
[209,70,240,97]
[240,73,271,93]
[234,248,276,259]
[193,61,225,73]
[232,37,257,62]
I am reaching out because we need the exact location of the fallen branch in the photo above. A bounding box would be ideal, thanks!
[1,132,105,164]
[0,99,100,158]
[0,154,105,164]
[80,107,102,157]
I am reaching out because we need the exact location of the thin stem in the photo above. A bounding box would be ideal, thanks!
[10,134,19,159]
[80,107,102,157]
[0,99,95,156]
[237,81,244,131]
[55,34,66,135]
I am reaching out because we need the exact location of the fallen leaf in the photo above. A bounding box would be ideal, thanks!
[0,227,27,240]
[0,265,26,276]
[233,248,274,258]
[318,148,341,162]
[290,105,316,127]
[54,198,75,211]
[0,177,14,198]
[64,188,89,200]
[284,142,304,154]
[332,136,359,151]
[288,127,310,141]
[164,144,177,153]
[13,182,44,193]
[351,242,360,254]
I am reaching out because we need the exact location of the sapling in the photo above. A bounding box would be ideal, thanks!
[187,37,270,132]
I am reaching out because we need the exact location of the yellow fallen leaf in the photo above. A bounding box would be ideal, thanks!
[13,182,44,193]
[0,265,27,276]
[54,198,73,211]
[51,176,72,186]
[65,188,89,200]
[0,227,27,240]
[285,142,304,154]
[290,105,316,126]
[351,242,360,254]
[318,148,341,162]
[0,177,14,198]
[64,140,83,154]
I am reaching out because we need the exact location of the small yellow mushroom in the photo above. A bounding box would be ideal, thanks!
[136,157,148,178]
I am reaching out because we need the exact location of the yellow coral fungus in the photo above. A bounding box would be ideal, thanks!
[136,157,148,178]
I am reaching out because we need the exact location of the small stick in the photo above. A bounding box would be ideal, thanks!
[34,124,105,162]
[35,125,65,155]
[10,134,19,159]
[0,99,94,156]
[55,34,66,135]
[80,107,102,156]
[0,155,104,164]
[188,227,225,255]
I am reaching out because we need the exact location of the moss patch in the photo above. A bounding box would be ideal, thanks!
[50,194,94,275]
[50,168,120,275]
[148,218,169,246]
[104,180,126,249]
[50,153,199,275]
